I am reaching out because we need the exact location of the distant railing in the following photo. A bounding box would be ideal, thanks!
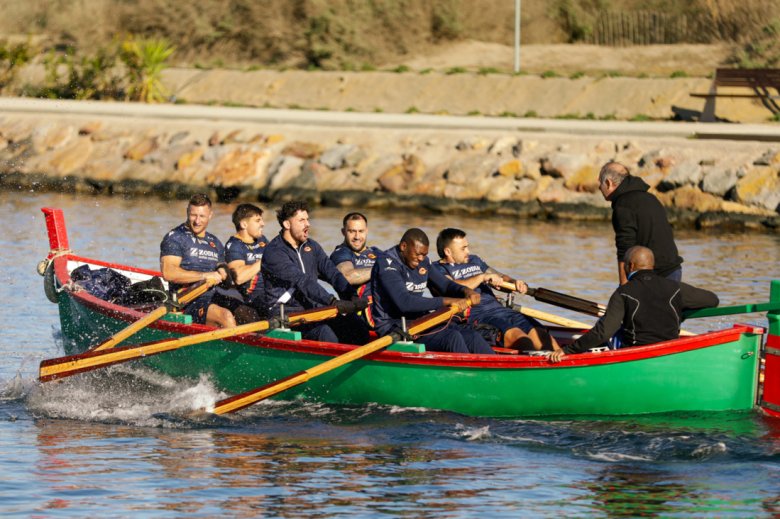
[588,11,690,46]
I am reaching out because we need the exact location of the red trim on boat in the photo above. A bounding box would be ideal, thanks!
[768,334,780,348]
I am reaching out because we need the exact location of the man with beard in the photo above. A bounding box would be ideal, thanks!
[330,212,382,301]
[225,203,269,321]
[261,200,368,344]
[160,193,235,328]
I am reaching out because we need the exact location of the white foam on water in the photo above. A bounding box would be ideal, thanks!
[692,441,728,457]
[24,366,225,427]
[455,423,492,441]
[584,451,653,462]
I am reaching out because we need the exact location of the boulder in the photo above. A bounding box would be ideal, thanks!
[444,155,500,187]
[267,155,305,192]
[753,149,780,166]
[78,121,103,136]
[207,148,273,188]
[666,185,722,212]
[378,154,425,194]
[488,136,522,157]
[176,147,206,171]
[496,159,522,178]
[124,137,159,161]
[540,152,598,192]
[282,141,322,159]
[48,137,93,176]
[701,165,739,197]
[735,166,780,212]
[658,160,702,190]
[320,144,366,169]
[32,124,76,154]
[455,137,490,151]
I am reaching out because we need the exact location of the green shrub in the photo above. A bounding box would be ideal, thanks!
[569,71,585,79]
[392,64,410,73]
[500,110,518,117]
[120,37,176,103]
[405,106,420,114]
[670,70,688,78]
[630,113,652,121]
[446,66,467,75]
[541,70,559,78]
[0,40,32,91]
[523,110,538,118]
[478,67,500,75]
[467,110,481,116]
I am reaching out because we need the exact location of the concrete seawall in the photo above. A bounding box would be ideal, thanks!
[0,97,778,232]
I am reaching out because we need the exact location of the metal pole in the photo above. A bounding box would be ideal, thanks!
[514,0,521,73]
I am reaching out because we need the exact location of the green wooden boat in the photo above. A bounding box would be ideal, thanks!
[39,208,780,418]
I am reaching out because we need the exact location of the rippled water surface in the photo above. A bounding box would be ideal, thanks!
[2,191,780,516]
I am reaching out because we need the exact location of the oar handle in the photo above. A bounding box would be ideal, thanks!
[177,281,211,306]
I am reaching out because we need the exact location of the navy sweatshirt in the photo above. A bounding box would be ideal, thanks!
[368,245,467,335]
[261,233,355,315]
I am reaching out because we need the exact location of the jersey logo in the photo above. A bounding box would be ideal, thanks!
[304,246,312,252]
[385,258,393,265]
[209,241,216,248]
[259,242,266,247]
[367,253,376,259]
[418,267,427,275]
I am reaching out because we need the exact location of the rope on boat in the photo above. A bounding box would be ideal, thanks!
[37,247,73,303]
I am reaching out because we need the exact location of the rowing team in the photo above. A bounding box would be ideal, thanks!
[160,192,719,362]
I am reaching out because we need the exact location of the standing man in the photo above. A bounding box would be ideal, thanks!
[599,161,683,285]
[433,228,561,353]
[261,200,368,343]
[369,228,495,355]
[160,193,236,328]
[550,246,718,362]
[330,212,382,300]
[225,203,269,320]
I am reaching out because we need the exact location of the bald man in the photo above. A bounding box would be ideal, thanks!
[550,246,718,362]
[599,161,683,285]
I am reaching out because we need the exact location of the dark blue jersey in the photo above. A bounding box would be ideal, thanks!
[261,233,355,314]
[432,255,504,319]
[160,223,224,292]
[329,243,381,299]
[225,234,269,304]
[368,245,467,335]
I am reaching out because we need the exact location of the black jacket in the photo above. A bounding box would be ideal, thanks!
[610,176,683,277]
[564,270,718,354]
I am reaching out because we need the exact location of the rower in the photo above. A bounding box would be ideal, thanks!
[368,228,494,354]
[260,200,369,344]
[433,228,561,353]
[330,212,382,301]
[225,203,269,323]
[159,193,237,328]
[550,246,718,363]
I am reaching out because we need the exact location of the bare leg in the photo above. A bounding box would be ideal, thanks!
[206,304,237,328]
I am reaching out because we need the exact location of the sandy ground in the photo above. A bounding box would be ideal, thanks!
[389,41,734,77]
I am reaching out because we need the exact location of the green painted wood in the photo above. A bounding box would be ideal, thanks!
[57,291,762,418]
[684,302,780,319]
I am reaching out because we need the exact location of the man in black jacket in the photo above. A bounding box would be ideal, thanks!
[549,246,718,362]
[261,200,368,344]
[599,161,683,285]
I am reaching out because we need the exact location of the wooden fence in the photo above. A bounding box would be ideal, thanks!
[588,11,692,46]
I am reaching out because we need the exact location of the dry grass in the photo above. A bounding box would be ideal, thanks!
[0,0,778,68]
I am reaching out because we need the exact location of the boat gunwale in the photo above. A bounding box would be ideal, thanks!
[51,252,762,370]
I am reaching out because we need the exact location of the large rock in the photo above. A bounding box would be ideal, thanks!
[488,136,522,157]
[48,137,93,176]
[319,143,366,169]
[735,166,780,212]
[281,141,322,159]
[267,155,305,192]
[701,165,739,197]
[32,124,76,154]
[540,152,598,191]
[378,154,425,193]
[659,160,702,190]
[753,149,780,166]
[124,137,159,161]
[207,148,272,188]
[666,185,722,212]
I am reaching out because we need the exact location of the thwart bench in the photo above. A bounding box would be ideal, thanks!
[690,68,780,122]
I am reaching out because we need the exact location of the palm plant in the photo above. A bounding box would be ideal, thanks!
[120,37,175,103]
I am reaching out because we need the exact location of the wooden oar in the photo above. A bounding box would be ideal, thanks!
[89,281,211,352]
[39,306,340,382]
[497,281,606,316]
[502,282,694,336]
[210,304,464,415]
[514,305,592,329]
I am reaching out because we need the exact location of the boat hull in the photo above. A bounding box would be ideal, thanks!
[56,286,762,417]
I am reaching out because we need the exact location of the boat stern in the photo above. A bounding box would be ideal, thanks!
[760,280,780,418]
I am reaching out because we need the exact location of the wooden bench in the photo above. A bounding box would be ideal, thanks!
[690,68,780,122]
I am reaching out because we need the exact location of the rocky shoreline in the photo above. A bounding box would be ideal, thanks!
[0,99,778,232]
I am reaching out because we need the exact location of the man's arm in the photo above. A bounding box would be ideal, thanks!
[335,261,372,287]
[428,264,480,306]
[161,255,222,286]
[680,282,719,312]
[317,247,357,299]
[613,207,637,285]
[563,290,625,354]
[484,266,527,293]
[227,259,261,286]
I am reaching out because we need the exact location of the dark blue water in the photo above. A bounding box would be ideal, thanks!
[2,191,780,516]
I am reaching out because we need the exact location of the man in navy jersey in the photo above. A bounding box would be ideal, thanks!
[330,212,382,301]
[261,200,369,344]
[369,228,494,355]
[434,228,561,353]
[160,194,236,328]
[225,203,269,321]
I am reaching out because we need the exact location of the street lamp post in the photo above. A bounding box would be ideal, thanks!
[514,0,521,73]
